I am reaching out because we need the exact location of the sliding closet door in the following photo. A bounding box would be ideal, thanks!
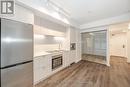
[82,31,107,57]
[93,31,107,56]
[82,33,94,55]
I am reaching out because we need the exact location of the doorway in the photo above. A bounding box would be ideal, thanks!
[109,22,129,64]
[110,32,127,57]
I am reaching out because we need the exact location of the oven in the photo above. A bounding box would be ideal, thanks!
[52,54,63,70]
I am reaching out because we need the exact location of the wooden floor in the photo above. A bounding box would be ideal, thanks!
[35,56,130,87]
[82,54,106,65]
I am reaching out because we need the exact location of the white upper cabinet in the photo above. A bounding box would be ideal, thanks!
[33,15,66,37]
[34,25,65,37]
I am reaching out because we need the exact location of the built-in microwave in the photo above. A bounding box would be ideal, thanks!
[70,43,76,50]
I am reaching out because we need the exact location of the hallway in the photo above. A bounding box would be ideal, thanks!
[36,57,130,87]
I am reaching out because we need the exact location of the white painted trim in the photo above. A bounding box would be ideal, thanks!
[126,33,128,63]
[75,59,81,63]
[127,30,130,63]
[80,13,130,29]
[81,26,108,33]
[106,28,110,66]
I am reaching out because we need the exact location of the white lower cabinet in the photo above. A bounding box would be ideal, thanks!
[70,50,76,64]
[34,55,51,84]
[33,51,72,85]
[63,51,71,67]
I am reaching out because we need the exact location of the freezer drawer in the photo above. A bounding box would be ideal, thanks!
[1,18,33,68]
[1,62,33,87]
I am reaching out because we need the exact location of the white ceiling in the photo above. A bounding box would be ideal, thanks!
[50,0,130,25]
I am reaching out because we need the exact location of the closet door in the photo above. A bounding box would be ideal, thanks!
[82,33,94,55]
[94,31,107,56]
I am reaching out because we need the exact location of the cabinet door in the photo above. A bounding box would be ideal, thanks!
[34,56,51,69]
[70,28,76,42]
[63,51,71,67]
[70,50,76,64]
[34,68,44,83]
[34,55,51,83]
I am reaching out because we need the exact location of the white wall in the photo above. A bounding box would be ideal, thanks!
[110,33,127,57]
[127,30,130,63]
[0,4,34,24]
[34,44,59,53]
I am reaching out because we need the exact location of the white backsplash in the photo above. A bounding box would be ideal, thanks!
[34,44,62,53]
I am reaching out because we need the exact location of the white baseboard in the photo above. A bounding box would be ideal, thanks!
[106,63,110,66]
[75,58,82,63]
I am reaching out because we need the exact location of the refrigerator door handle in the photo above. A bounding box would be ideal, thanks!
[1,60,33,69]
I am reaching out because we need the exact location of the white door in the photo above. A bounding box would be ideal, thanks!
[110,33,127,57]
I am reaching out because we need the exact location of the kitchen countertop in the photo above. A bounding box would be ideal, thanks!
[34,50,70,58]
[34,51,51,58]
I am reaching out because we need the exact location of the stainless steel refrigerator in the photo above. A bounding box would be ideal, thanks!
[0,18,33,87]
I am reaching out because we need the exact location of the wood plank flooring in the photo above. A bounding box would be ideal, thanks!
[35,56,130,87]
[82,54,106,65]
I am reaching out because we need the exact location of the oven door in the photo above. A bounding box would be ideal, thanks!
[52,56,62,70]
